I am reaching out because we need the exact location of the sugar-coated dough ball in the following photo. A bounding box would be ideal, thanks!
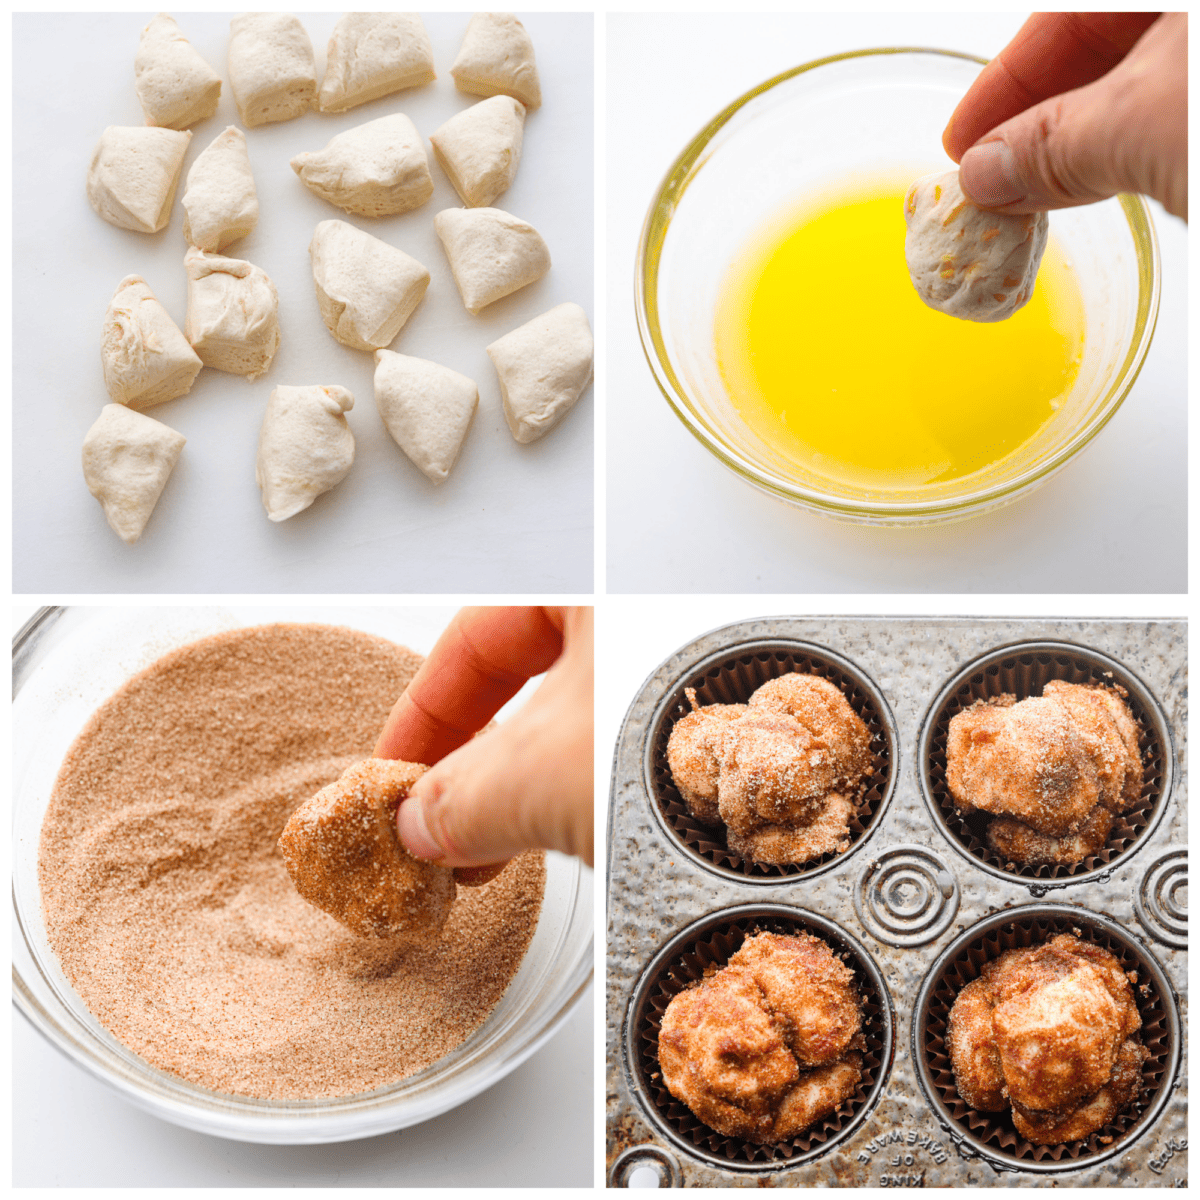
[278,759,457,942]
[430,96,525,208]
[255,384,355,522]
[134,14,222,130]
[319,13,436,113]
[101,275,203,409]
[450,13,541,109]
[374,350,479,484]
[87,126,191,233]
[82,403,186,544]
[309,219,430,352]
[435,206,551,314]
[904,169,1049,323]
[291,114,434,218]
[183,247,280,379]
[182,126,259,252]
[227,12,316,128]
[487,302,593,443]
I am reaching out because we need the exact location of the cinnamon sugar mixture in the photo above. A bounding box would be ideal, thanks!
[38,624,545,1100]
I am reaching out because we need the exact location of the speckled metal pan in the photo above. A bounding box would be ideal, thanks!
[606,618,1187,1187]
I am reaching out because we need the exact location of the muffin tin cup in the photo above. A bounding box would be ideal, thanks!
[911,904,1181,1173]
[623,904,894,1172]
[918,640,1174,887]
[643,639,898,882]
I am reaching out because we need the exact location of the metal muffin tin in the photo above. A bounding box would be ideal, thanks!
[606,618,1187,1187]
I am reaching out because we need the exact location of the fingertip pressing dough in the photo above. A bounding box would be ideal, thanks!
[309,219,430,352]
[86,126,191,234]
[450,12,541,110]
[429,96,525,208]
[184,247,280,379]
[291,114,434,217]
[82,403,186,544]
[904,169,1049,323]
[101,275,203,409]
[134,13,222,130]
[182,126,259,252]
[434,206,550,314]
[487,302,593,443]
[256,384,355,521]
[374,349,479,484]
[319,13,436,113]
[278,759,456,942]
[228,12,316,128]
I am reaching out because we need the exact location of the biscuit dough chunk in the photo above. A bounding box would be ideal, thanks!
[182,127,259,252]
[256,385,355,521]
[450,12,541,109]
[319,13,436,113]
[435,206,551,314]
[665,695,748,826]
[487,302,593,443]
[87,126,191,233]
[228,13,316,128]
[134,14,222,129]
[82,404,186,545]
[102,275,203,409]
[430,96,525,208]
[904,169,1048,322]
[278,759,456,942]
[309,219,430,352]
[374,350,479,484]
[291,114,434,217]
[184,247,280,378]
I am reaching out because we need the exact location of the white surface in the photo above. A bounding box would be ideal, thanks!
[606,13,1187,594]
[14,13,594,594]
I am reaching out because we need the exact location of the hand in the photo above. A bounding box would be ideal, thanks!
[374,606,594,882]
[943,13,1186,220]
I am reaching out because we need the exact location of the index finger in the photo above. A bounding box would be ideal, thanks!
[373,606,565,764]
[943,12,1162,161]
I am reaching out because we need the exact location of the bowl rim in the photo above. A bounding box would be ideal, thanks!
[634,46,1162,522]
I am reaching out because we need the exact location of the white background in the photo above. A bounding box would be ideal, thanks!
[606,12,1187,594]
[13,13,594,594]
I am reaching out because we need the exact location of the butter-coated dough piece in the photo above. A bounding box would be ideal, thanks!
[450,13,541,109]
[435,206,550,314]
[134,14,222,130]
[429,96,525,208]
[184,247,280,379]
[182,127,259,252]
[228,13,316,128]
[319,13,436,113]
[87,126,191,234]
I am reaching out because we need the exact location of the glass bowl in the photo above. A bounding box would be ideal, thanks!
[635,48,1160,526]
[13,607,594,1145]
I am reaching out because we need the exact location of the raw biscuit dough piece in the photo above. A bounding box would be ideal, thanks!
[183,247,280,378]
[487,302,593,443]
[434,206,550,314]
[82,403,186,544]
[319,13,436,113]
[256,384,355,521]
[181,126,259,252]
[134,13,222,129]
[904,169,1049,322]
[429,96,525,208]
[374,349,479,483]
[86,126,191,234]
[101,275,203,409]
[450,12,541,109]
[227,13,316,128]
[309,219,431,352]
[278,759,456,942]
[291,114,434,217]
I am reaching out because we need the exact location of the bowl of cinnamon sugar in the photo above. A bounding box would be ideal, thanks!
[13,607,593,1143]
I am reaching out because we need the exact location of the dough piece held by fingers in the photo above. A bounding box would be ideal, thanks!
[430,96,525,208]
[904,169,1048,322]
[182,127,259,252]
[134,14,222,129]
[450,12,541,109]
[87,126,191,234]
[435,206,551,314]
[228,12,316,128]
[319,13,435,113]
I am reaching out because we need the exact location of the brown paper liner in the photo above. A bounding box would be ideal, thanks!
[923,913,1170,1163]
[636,912,886,1165]
[927,646,1165,879]
[649,645,891,878]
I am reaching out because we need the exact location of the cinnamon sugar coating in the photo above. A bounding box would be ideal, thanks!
[658,931,864,1144]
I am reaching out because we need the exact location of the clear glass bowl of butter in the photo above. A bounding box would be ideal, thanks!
[636,48,1160,525]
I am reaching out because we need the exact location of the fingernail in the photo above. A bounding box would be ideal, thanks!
[959,140,1024,208]
[396,794,443,861]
